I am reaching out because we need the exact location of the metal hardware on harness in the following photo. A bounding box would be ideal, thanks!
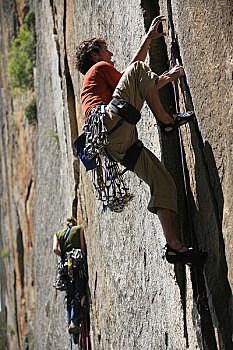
[53,248,87,289]
[92,155,133,213]
[83,105,108,159]
[53,259,68,291]
[121,140,143,171]
[65,249,87,281]
[83,105,133,213]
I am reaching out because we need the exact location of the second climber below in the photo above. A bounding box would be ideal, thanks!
[53,217,88,335]
[74,15,207,264]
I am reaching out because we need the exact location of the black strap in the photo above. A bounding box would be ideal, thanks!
[110,97,141,125]
[121,140,143,171]
[107,97,141,136]
[107,118,125,136]
[63,225,71,241]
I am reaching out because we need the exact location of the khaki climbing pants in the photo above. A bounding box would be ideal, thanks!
[104,61,177,214]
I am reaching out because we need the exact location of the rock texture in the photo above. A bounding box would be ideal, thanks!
[0,0,232,349]
[0,1,36,349]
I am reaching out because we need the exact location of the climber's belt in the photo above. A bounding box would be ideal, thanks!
[121,140,143,171]
[108,97,141,136]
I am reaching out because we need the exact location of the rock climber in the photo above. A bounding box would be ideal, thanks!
[74,15,206,264]
[53,216,87,335]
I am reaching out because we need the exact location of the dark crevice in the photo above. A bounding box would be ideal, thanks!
[16,225,24,289]
[50,0,58,35]
[25,180,33,202]
[166,1,232,349]
[174,264,189,347]
[98,333,101,343]
[25,180,33,247]
[13,0,20,37]
[165,331,168,349]
[188,126,232,349]
[141,0,189,346]
[94,272,98,294]
[63,0,79,218]
[13,271,21,347]
[50,1,62,79]
[63,3,91,348]
[49,0,79,218]
[143,251,146,267]
[167,1,217,349]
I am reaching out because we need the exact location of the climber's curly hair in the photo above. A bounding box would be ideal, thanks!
[74,37,106,75]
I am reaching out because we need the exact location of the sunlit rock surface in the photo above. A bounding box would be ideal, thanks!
[0,0,232,349]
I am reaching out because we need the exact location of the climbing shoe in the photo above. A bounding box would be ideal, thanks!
[68,319,80,335]
[165,244,208,266]
[158,111,195,134]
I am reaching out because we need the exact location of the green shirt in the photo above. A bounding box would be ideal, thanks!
[56,225,81,256]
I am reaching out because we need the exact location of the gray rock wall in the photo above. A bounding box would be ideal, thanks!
[0,0,232,349]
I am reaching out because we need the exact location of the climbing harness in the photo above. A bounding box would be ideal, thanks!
[65,248,87,281]
[121,140,144,171]
[110,97,141,125]
[53,248,87,289]
[74,104,135,213]
[168,16,218,348]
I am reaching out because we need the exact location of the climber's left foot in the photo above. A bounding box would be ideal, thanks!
[165,244,208,266]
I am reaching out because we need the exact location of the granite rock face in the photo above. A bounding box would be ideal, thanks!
[0,0,36,349]
[0,0,232,349]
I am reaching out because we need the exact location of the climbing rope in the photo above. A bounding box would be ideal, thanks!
[70,306,89,350]
[83,105,133,213]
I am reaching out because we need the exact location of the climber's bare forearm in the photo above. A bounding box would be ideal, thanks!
[53,234,61,257]
[128,36,152,65]
[156,65,185,89]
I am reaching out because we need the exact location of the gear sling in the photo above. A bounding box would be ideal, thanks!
[74,97,144,211]
[74,97,143,171]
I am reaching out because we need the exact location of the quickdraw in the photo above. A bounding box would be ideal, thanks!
[83,105,133,213]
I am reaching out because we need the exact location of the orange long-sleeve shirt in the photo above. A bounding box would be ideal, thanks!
[81,61,122,122]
